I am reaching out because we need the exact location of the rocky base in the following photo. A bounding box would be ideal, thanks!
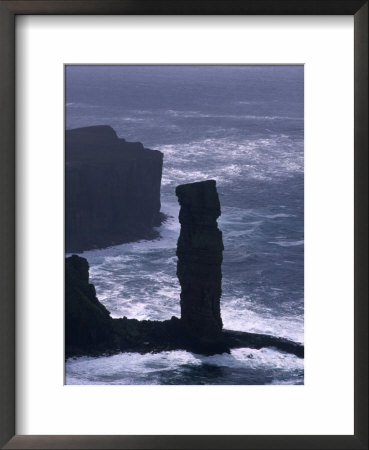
[66,315,229,358]
[66,255,303,359]
[222,329,304,358]
[67,211,168,254]
[66,315,304,359]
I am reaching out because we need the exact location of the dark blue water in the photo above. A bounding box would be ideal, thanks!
[65,65,304,385]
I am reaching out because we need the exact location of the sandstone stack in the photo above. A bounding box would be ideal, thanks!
[175,180,224,341]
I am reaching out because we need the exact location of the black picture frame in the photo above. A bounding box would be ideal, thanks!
[0,1,367,449]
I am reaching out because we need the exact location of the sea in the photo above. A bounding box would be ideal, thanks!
[65,65,304,385]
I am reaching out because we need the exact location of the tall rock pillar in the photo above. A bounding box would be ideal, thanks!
[175,180,224,341]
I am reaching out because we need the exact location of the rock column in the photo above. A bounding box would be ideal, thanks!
[176,180,224,341]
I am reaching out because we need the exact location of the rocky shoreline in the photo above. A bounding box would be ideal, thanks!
[65,253,303,359]
[66,181,304,360]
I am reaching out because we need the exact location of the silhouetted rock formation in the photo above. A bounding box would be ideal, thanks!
[222,329,304,358]
[65,255,116,354]
[65,126,163,253]
[65,178,305,359]
[65,255,304,358]
[176,180,224,343]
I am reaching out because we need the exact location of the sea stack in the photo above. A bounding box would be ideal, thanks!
[176,180,224,342]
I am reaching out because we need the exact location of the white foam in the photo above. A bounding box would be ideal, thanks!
[264,213,296,219]
[164,109,303,121]
[158,135,303,187]
[65,346,303,385]
[268,240,304,247]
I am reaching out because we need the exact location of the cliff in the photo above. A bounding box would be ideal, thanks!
[65,255,116,354]
[65,125,163,253]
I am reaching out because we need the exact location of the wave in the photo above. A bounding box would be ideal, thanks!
[264,213,296,219]
[158,135,303,186]
[165,109,303,121]
[268,240,304,247]
[65,347,303,385]
[66,102,101,109]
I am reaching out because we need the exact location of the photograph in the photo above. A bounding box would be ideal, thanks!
[1,1,366,446]
[65,64,304,385]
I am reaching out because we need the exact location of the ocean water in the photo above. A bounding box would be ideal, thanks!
[65,65,304,385]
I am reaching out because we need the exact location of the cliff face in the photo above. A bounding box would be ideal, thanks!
[65,254,179,357]
[175,180,224,341]
[65,255,116,353]
[65,126,163,253]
